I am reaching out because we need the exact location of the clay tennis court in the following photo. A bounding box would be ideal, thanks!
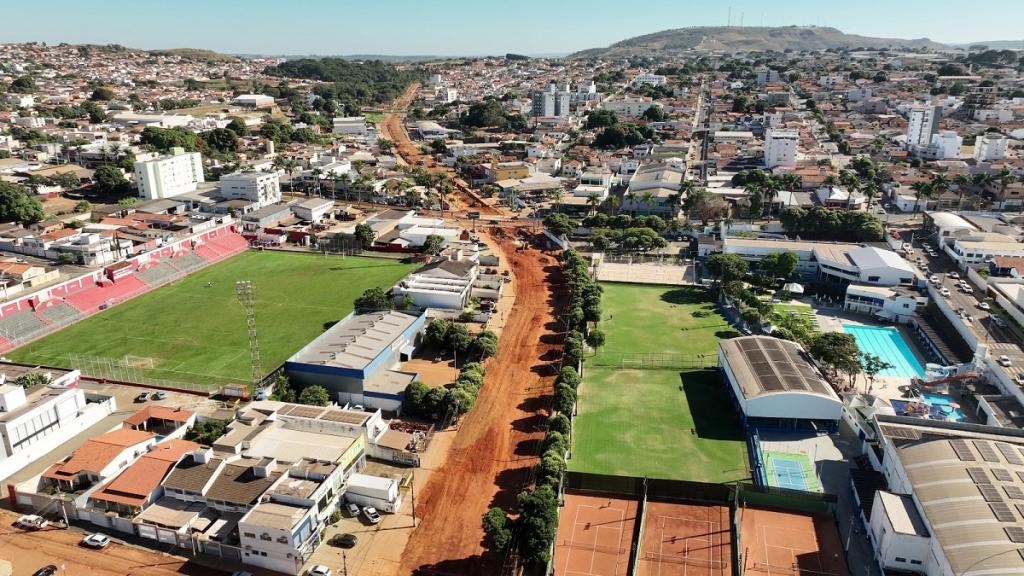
[739,506,847,576]
[637,501,731,576]
[554,493,639,576]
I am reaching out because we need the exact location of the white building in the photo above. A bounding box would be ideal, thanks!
[232,94,275,109]
[134,149,204,200]
[634,73,667,87]
[764,128,798,169]
[920,131,962,160]
[392,259,478,310]
[906,105,939,149]
[220,171,281,207]
[844,284,926,322]
[719,336,842,432]
[332,117,367,135]
[531,90,570,117]
[290,198,334,223]
[975,133,1008,161]
[343,473,403,513]
[602,97,660,117]
[755,67,780,86]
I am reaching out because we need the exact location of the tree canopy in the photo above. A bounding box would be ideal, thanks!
[0,182,45,225]
[353,287,393,311]
[266,58,424,106]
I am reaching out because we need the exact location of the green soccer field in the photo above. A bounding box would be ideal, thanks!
[571,282,748,482]
[592,283,740,366]
[569,368,749,482]
[8,252,415,388]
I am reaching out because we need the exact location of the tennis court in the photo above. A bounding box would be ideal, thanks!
[739,507,846,576]
[555,493,638,576]
[763,451,822,493]
[637,501,731,576]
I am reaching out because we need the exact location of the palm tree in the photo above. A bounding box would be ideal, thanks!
[910,181,933,217]
[605,195,621,216]
[355,172,374,204]
[743,182,762,221]
[952,174,972,211]
[994,166,1017,211]
[822,174,839,188]
[760,177,782,220]
[641,191,657,215]
[310,167,323,198]
[624,191,637,215]
[337,171,353,200]
[666,192,682,219]
[861,179,880,210]
[586,193,600,215]
[839,170,860,210]
[552,189,565,213]
[285,160,299,192]
[929,173,950,210]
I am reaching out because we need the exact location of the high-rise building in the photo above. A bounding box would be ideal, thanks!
[134,148,204,200]
[531,88,571,117]
[764,129,799,168]
[219,171,281,207]
[756,67,781,86]
[907,105,939,149]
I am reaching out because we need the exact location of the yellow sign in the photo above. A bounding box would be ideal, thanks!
[338,434,366,471]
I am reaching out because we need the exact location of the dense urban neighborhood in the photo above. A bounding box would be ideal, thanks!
[1,12,1024,576]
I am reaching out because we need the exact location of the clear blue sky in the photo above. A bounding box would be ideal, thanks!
[4,0,1023,56]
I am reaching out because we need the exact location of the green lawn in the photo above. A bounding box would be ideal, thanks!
[9,252,414,388]
[362,111,385,124]
[570,369,749,483]
[592,283,739,367]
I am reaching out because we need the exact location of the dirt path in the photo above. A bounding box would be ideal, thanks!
[399,233,565,575]
[0,509,230,576]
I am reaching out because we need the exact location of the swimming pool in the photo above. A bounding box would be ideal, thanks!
[842,324,926,378]
[921,392,967,422]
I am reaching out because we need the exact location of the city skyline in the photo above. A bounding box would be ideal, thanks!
[3,0,1024,56]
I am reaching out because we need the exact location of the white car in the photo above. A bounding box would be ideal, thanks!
[999,355,1013,367]
[940,288,951,297]
[308,566,332,576]
[950,272,961,279]
[82,533,110,549]
[1016,374,1024,386]
[962,286,975,295]
[15,515,48,530]
[362,506,381,524]
[978,302,991,311]
[928,275,939,284]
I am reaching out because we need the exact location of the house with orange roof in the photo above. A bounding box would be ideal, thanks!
[122,405,195,439]
[42,428,156,492]
[85,438,199,518]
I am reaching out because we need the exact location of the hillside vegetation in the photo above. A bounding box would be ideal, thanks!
[571,26,943,57]
[264,58,424,106]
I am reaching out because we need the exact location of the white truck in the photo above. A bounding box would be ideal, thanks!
[343,473,403,514]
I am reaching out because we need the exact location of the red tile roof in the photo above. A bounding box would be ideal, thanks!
[89,439,199,507]
[43,429,155,480]
[123,405,195,427]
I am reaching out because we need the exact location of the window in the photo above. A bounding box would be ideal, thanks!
[243,532,256,538]
[895,557,907,563]
[910,560,922,565]
[867,276,880,282]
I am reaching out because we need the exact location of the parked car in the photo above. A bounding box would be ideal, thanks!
[962,286,975,295]
[1015,374,1024,386]
[999,355,1013,367]
[16,515,48,530]
[308,566,332,576]
[950,271,961,279]
[993,316,1008,328]
[940,288,951,297]
[82,533,110,548]
[328,533,358,548]
[978,302,992,311]
[151,391,166,401]
[134,392,149,403]
[31,566,57,576]
[345,501,360,517]
[362,506,381,524]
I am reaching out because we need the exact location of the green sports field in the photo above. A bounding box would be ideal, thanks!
[571,283,748,483]
[8,252,415,388]
[592,283,740,366]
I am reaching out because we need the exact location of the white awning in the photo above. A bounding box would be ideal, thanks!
[783,282,805,294]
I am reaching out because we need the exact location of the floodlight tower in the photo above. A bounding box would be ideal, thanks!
[235,280,263,396]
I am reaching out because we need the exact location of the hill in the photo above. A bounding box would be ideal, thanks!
[571,26,945,57]
[148,48,239,63]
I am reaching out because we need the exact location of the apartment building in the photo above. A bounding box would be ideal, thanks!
[906,105,940,149]
[219,171,281,207]
[975,134,1008,161]
[764,128,799,169]
[135,149,205,200]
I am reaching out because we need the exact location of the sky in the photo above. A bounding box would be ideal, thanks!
[3,0,1023,56]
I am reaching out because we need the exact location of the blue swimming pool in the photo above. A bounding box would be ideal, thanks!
[842,324,926,378]
[921,392,967,422]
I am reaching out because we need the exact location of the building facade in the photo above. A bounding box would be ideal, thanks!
[135,150,205,200]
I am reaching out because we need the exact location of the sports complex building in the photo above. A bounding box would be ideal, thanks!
[719,336,842,432]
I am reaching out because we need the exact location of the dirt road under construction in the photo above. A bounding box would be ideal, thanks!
[400,231,566,576]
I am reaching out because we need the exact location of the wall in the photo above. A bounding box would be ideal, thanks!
[868,492,930,570]
[925,283,980,352]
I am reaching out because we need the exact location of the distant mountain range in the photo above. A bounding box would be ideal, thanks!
[570,26,946,57]
[952,40,1024,50]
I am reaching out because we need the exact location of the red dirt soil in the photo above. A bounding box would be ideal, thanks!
[638,501,732,576]
[555,493,638,576]
[399,234,564,575]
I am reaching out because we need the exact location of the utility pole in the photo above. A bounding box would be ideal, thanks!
[235,281,263,398]
[411,470,417,527]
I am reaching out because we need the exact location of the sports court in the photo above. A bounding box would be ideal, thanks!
[637,501,731,576]
[596,261,691,286]
[739,507,846,576]
[763,451,822,493]
[554,493,638,576]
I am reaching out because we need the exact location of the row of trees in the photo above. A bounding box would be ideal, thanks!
[780,206,884,242]
[424,318,499,360]
[268,375,331,406]
[403,361,487,419]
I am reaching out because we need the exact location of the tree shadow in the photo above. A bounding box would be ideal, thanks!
[680,370,746,441]
[660,286,716,306]
[411,556,494,576]
[715,329,741,339]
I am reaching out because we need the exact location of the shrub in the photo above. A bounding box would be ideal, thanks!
[482,507,513,554]
[554,383,576,415]
[548,413,571,436]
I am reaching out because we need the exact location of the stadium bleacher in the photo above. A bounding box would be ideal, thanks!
[171,251,209,272]
[135,263,183,287]
[66,275,148,313]
[36,302,84,327]
[0,309,50,344]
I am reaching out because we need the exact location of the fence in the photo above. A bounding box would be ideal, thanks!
[65,354,241,395]
[599,253,689,266]
[735,481,837,515]
[591,351,719,370]
[562,471,734,504]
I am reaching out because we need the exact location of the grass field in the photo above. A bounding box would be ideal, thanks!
[9,252,414,388]
[592,283,739,366]
[571,283,748,482]
[570,369,749,482]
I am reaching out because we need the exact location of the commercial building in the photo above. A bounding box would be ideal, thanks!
[290,198,334,224]
[135,149,205,200]
[285,310,427,412]
[622,162,685,215]
[232,94,275,109]
[633,73,667,87]
[756,67,781,85]
[602,97,660,117]
[219,171,281,207]
[392,259,478,310]
[764,128,798,169]
[906,105,939,149]
[843,284,927,323]
[719,336,842,432]
[721,239,916,288]
[332,117,367,135]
